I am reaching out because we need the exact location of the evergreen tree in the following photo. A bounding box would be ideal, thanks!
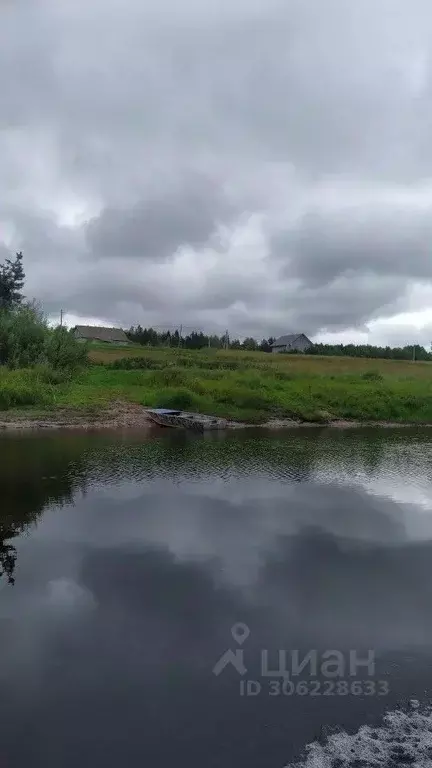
[242,337,259,351]
[0,251,25,310]
[259,337,275,353]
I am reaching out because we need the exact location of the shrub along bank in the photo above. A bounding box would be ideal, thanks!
[0,305,88,410]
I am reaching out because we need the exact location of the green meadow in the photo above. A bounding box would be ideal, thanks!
[2,345,432,424]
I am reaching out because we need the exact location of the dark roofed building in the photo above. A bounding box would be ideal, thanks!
[73,325,130,345]
[271,333,312,354]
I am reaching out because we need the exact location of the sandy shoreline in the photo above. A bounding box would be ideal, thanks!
[0,401,154,432]
[0,400,431,433]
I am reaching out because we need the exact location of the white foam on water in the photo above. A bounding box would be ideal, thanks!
[285,703,432,767]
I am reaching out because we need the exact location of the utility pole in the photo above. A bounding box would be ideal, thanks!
[224,330,229,350]
[60,309,63,327]
[178,324,182,348]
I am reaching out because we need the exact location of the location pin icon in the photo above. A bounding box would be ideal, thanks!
[231,622,250,645]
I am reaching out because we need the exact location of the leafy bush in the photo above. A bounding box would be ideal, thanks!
[210,386,273,411]
[154,388,201,411]
[105,354,252,374]
[0,305,47,368]
[0,307,88,371]
[149,368,191,388]
[108,356,164,370]
[43,326,88,371]
[0,370,54,410]
[361,371,384,382]
[33,364,72,385]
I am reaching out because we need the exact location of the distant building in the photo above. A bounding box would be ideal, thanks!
[271,333,312,354]
[73,325,130,345]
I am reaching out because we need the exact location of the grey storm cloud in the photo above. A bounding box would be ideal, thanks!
[273,203,432,287]
[85,174,236,260]
[2,0,432,340]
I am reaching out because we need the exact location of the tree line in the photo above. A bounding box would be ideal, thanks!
[309,343,432,361]
[127,325,432,361]
[126,325,277,352]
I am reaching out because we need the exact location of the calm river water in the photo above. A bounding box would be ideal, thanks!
[1,427,432,766]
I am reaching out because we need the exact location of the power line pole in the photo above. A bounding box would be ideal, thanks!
[60,309,63,327]
[178,325,182,348]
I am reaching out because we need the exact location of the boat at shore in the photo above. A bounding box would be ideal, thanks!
[146,408,228,432]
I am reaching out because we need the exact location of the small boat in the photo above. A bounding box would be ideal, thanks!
[147,408,228,432]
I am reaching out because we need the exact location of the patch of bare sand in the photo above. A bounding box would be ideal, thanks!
[0,401,156,432]
[0,402,430,433]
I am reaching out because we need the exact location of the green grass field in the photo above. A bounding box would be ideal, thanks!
[2,345,432,424]
[88,343,432,377]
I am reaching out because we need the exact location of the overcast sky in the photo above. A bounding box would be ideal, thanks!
[3,0,432,345]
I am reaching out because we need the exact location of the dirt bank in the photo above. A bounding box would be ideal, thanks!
[0,401,156,432]
[0,401,431,433]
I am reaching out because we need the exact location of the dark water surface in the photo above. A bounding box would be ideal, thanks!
[2,427,432,766]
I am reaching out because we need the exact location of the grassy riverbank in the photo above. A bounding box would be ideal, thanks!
[2,346,432,425]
